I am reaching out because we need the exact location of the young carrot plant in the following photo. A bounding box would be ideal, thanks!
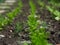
[46,6,60,20]
[7,0,23,22]
[0,0,23,30]
[0,15,8,30]
[28,0,52,45]
[38,0,45,7]
[38,0,60,21]
[14,22,23,34]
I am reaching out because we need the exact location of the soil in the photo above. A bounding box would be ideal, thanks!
[0,0,60,45]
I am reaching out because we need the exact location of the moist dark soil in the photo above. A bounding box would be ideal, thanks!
[0,0,60,45]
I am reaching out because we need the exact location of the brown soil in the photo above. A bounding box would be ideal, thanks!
[0,0,60,45]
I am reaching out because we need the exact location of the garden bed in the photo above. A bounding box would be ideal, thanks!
[0,0,60,45]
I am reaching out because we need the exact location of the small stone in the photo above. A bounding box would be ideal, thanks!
[9,36,11,38]
[0,35,5,37]
[10,30,12,32]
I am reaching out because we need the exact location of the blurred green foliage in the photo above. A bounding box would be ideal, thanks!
[0,0,23,30]
[27,0,52,45]
[14,22,23,34]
